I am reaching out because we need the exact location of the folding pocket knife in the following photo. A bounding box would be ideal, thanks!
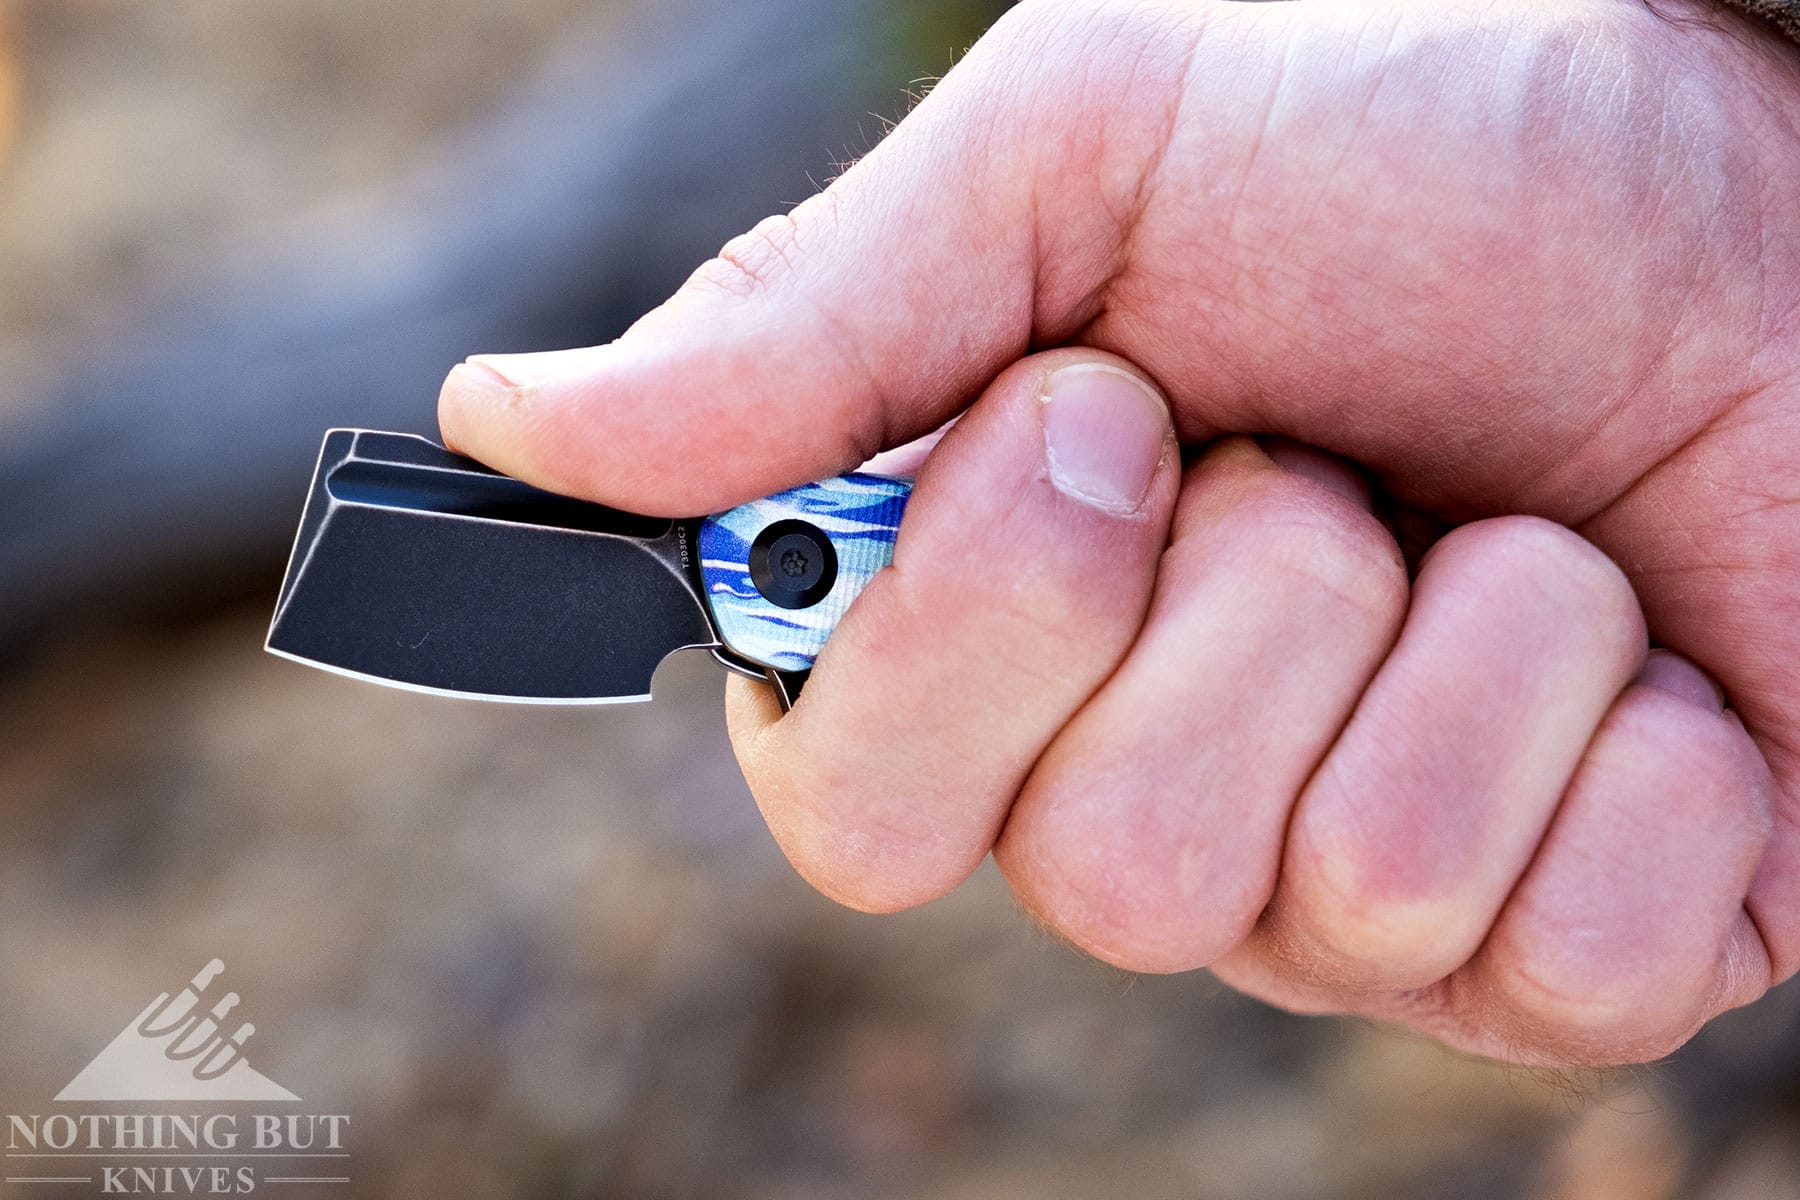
[265,430,911,709]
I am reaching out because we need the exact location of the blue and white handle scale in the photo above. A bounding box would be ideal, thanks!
[699,473,911,673]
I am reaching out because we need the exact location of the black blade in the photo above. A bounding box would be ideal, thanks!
[267,430,716,702]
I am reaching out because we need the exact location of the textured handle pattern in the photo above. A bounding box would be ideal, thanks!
[699,473,911,672]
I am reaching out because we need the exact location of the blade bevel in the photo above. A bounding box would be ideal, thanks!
[263,643,657,706]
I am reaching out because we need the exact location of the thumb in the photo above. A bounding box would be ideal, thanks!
[438,26,1036,516]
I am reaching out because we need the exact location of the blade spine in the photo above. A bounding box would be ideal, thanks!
[318,497,682,542]
[332,427,506,476]
[321,430,694,559]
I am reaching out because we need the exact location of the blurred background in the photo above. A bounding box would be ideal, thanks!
[0,1,1796,1197]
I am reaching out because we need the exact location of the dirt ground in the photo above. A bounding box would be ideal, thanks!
[1,2,1796,1198]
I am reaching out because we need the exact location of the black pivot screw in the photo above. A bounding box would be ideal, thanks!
[750,520,838,610]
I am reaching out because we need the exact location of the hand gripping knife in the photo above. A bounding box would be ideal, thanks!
[266,430,910,709]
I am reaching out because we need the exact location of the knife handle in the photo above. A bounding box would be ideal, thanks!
[698,473,912,677]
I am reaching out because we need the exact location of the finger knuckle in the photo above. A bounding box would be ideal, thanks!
[802,825,975,915]
[1597,692,1775,855]
[690,213,804,301]
[1480,953,1707,1065]
[1010,856,1172,972]
[749,754,978,915]
[1276,860,1473,992]
[1004,817,1252,975]
[1221,486,1409,629]
[1431,516,1643,649]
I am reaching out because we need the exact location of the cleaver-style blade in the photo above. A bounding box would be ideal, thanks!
[266,430,912,709]
[267,429,717,704]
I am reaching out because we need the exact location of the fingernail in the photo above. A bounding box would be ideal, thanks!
[1041,364,1169,513]
[466,348,592,390]
[446,359,513,396]
[1261,436,1375,510]
[1636,649,1726,712]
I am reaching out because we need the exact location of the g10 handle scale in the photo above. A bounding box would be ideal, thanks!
[697,473,912,706]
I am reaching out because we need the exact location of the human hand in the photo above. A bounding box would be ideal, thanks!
[438,0,1800,1065]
